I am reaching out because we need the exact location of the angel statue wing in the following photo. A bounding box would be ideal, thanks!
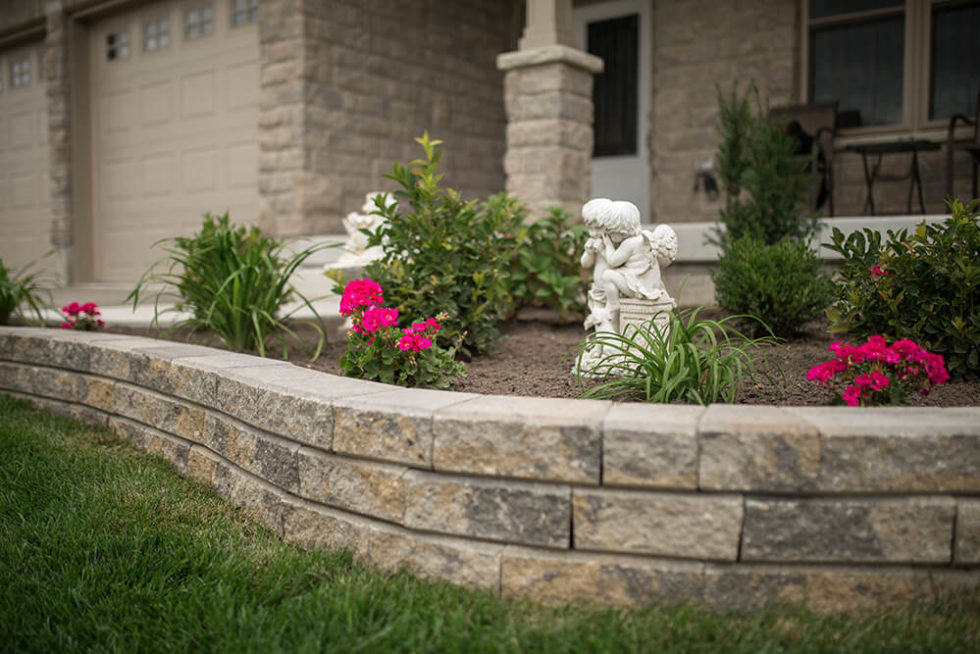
[641,224,678,269]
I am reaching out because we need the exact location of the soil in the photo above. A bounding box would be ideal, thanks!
[107,308,980,407]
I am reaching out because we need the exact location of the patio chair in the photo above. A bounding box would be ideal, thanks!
[945,85,980,200]
[770,101,838,216]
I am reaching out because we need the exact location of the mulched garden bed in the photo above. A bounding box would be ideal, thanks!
[106,308,980,407]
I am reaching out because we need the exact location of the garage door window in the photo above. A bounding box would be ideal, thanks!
[10,58,31,88]
[144,18,170,51]
[106,32,130,61]
[186,6,214,39]
[231,0,259,26]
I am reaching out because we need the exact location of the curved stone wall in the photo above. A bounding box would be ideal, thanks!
[1,326,978,613]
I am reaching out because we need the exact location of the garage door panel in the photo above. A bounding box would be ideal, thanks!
[226,142,257,188]
[141,152,175,196]
[141,80,173,126]
[180,71,215,118]
[103,90,139,133]
[180,147,217,192]
[227,61,258,109]
[9,111,36,149]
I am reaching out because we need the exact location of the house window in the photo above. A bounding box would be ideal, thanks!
[587,14,639,157]
[11,58,31,88]
[807,0,980,130]
[185,6,214,39]
[231,0,259,26]
[106,31,130,60]
[144,18,170,51]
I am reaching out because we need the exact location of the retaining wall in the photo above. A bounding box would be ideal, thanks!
[1,326,979,613]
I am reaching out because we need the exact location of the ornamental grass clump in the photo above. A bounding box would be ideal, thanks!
[824,198,980,379]
[575,308,782,405]
[339,279,465,389]
[128,212,330,360]
[0,257,52,326]
[807,335,949,406]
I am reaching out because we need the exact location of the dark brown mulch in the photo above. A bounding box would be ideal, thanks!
[107,310,980,407]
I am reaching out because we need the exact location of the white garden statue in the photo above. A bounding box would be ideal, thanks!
[577,198,678,373]
[337,191,395,266]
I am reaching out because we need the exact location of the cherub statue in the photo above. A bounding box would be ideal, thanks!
[337,192,395,265]
[580,198,677,335]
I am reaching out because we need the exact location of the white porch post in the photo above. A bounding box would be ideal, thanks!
[497,0,603,219]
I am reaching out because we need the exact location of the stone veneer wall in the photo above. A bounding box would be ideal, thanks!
[1,326,979,613]
[259,0,522,236]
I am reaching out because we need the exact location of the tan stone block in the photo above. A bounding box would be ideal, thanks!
[81,376,115,412]
[573,489,742,560]
[742,497,955,564]
[804,567,933,613]
[702,564,808,612]
[214,462,290,537]
[602,404,702,489]
[109,417,190,474]
[208,415,300,493]
[788,407,980,492]
[403,470,571,548]
[187,445,219,485]
[955,499,980,564]
[501,547,704,606]
[432,395,606,483]
[333,389,475,467]
[297,446,406,523]
[699,405,821,491]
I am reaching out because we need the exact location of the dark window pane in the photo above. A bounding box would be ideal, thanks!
[930,2,980,120]
[811,16,904,126]
[588,14,638,157]
[810,0,902,20]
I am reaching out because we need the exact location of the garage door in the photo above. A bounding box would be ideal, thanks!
[0,42,52,274]
[89,0,259,282]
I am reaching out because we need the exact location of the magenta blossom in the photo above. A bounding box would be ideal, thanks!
[360,306,399,333]
[339,279,383,317]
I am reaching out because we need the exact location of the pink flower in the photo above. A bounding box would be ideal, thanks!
[62,302,80,316]
[806,359,846,384]
[870,264,889,279]
[854,372,890,391]
[339,279,383,317]
[842,384,863,406]
[397,331,432,352]
[60,321,74,330]
[891,339,921,359]
[80,302,100,315]
[360,306,399,333]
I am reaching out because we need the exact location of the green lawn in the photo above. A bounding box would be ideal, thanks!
[1,392,977,654]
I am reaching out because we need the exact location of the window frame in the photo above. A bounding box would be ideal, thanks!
[143,16,171,52]
[800,0,976,137]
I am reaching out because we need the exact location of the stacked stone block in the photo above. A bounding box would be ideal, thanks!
[2,325,979,613]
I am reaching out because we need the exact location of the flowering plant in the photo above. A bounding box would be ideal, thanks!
[807,335,949,406]
[339,279,465,389]
[60,301,105,331]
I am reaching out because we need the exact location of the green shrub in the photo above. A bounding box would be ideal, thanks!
[365,134,523,357]
[0,257,51,326]
[504,206,588,322]
[575,308,782,404]
[713,236,833,337]
[127,212,330,360]
[713,82,816,247]
[825,198,980,379]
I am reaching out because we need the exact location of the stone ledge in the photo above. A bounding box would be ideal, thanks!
[2,326,980,613]
[496,45,604,73]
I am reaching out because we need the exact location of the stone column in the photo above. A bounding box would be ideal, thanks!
[45,0,72,282]
[497,0,602,219]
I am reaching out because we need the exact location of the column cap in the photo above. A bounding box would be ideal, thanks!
[497,45,603,74]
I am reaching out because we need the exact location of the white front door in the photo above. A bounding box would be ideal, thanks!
[573,0,651,217]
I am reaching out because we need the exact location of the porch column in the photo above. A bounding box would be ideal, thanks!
[45,0,73,282]
[497,0,602,218]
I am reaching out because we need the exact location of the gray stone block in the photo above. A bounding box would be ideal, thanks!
[573,488,743,560]
[432,395,607,483]
[955,499,980,564]
[742,497,955,563]
[403,470,571,548]
[297,446,406,523]
[602,404,702,489]
[207,414,300,493]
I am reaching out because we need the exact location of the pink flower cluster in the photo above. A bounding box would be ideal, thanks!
[807,335,949,406]
[60,301,105,331]
[356,306,400,334]
[339,279,384,317]
[870,264,889,280]
[397,317,441,352]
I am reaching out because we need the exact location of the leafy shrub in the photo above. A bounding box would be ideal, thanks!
[0,257,51,326]
[807,335,949,406]
[365,134,523,357]
[338,279,465,389]
[504,206,588,322]
[713,82,816,247]
[128,212,330,360]
[824,198,980,379]
[713,236,833,337]
[575,308,782,405]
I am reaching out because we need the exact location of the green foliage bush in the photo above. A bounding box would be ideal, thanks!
[825,198,980,379]
[0,257,51,326]
[713,236,833,337]
[365,134,524,357]
[128,212,329,359]
[504,206,588,323]
[576,308,782,405]
[714,82,816,246]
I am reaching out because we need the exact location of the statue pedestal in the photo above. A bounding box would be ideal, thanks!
[574,296,676,378]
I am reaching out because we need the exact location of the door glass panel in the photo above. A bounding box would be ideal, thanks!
[930,1,980,120]
[587,14,638,157]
